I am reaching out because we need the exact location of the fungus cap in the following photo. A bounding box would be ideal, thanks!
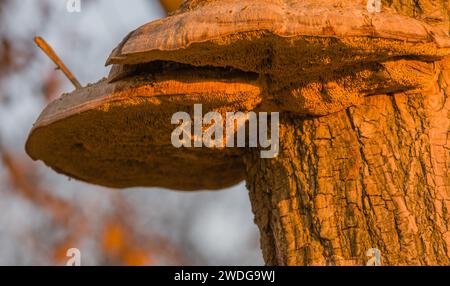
[26,66,262,190]
[107,0,450,75]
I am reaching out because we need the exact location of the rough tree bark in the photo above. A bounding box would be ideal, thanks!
[245,2,450,266]
[245,57,450,266]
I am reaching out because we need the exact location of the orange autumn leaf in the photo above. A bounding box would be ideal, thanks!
[102,221,151,266]
[102,223,126,256]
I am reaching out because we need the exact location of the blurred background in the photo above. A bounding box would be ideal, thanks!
[0,0,263,266]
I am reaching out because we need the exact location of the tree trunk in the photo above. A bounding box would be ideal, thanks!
[245,57,450,265]
[387,0,449,24]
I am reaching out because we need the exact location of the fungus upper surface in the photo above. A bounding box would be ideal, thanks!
[107,0,450,74]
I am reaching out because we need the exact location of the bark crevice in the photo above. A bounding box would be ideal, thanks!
[245,58,450,265]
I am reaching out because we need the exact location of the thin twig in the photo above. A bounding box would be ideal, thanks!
[34,36,82,89]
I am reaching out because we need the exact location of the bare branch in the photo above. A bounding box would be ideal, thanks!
[34,36,82,90]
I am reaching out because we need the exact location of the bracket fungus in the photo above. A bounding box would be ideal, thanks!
[26,66,261,190]
[26,0,450,265]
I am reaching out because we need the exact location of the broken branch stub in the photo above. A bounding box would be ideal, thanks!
[34,37,82,90]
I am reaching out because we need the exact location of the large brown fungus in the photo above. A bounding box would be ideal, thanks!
[27,1,450,189]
